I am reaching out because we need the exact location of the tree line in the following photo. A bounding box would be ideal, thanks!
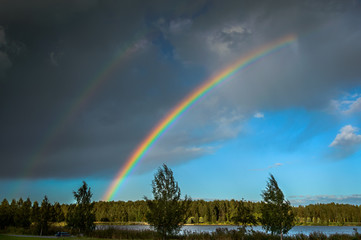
[0,164,360,239]
[0,181,95,235]
[93,201,361,226]
[2,197,359,228]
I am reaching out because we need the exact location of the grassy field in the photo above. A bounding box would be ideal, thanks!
[0,235,55,240]
[0,235,116,240]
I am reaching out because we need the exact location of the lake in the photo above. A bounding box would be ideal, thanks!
[97,225,361,236]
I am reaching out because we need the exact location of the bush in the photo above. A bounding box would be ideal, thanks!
[88,227,157,239]
[308,232,328,240]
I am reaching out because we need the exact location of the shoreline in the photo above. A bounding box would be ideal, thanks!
[95,222,361,227]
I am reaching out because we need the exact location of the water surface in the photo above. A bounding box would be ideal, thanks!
[97,225,361,236]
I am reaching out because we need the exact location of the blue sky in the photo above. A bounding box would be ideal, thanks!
[1,0,361,205]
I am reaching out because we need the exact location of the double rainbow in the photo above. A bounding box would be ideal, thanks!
[103,34,297,201]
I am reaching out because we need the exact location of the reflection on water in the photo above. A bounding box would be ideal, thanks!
[97,224,361,236]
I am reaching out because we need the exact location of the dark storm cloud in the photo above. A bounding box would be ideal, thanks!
[0,0,209,179]
[1,0,360,179]
[0,28,12,76]
[164,0,361,111]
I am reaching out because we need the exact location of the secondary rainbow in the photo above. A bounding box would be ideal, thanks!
[103,34,297,201]
[17,36,147,188]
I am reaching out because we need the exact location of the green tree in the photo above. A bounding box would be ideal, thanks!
[18,198,32,228]
[38,196,51,236]
[231,199,257,226]
[66,181,95,234]
[14,198,24,227]
[260,174,295,240]
[0,199,11,229]
[52,202,65,222]
[144,164,191,240]
[31,201,40,228]
[9,199,17,226]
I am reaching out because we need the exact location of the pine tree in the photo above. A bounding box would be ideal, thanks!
[0,199,11,229]
[53,202,65,222]
[19,198,32,228]
[31,201,40,228]
[144,164,191,240]
[39,196,51,236]
[9,199,17,226]
[260,174,294,240]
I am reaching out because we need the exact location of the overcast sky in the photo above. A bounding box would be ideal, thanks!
[1,0,361,205]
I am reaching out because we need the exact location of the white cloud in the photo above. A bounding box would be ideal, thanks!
[254,112,264,118]
[329,93,361,115]
[329,125,361,147]
[250,162,283,171]
[343,97,361,114]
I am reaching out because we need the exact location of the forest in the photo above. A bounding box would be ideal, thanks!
[1,197,360,229]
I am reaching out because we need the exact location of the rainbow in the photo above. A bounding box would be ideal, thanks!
[20,37,147,180]
[103,34,297,201]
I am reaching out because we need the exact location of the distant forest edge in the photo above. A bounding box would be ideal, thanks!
[96,200,361,226]
[1,198,360,227]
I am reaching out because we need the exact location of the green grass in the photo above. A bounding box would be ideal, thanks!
[0,235,55,240]
[0,235,152,240]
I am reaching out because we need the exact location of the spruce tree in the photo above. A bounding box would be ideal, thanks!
[39,196,51,236]
[0,199,11,229]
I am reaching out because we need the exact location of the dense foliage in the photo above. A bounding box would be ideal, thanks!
[66,181,95,234]
[0,196,66,235]
[260,174,295,239]
[0,197,361,230]
[94,200,361,227]
[144,164,191,239]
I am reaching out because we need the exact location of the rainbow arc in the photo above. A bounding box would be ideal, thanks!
[103,34,297,201]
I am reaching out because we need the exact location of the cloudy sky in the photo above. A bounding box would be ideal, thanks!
[1,0,361,205]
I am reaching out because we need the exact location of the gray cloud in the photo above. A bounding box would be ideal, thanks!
[0,26,12,76]
[0,26,6,45]
[0,0,361,179]
[289,194,361,206]
[0,0,99,26]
